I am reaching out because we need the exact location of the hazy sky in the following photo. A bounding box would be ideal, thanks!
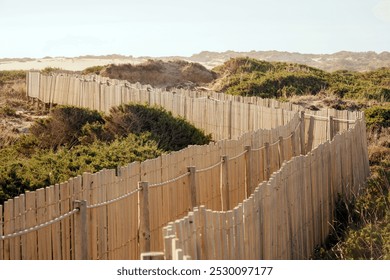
[0,0,389,58]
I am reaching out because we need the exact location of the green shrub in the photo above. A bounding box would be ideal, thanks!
[104,103,212,151]
[214,58,390,102]
[214,58,329,98]
[30,106,105,149]
[0,133,162,204]
[314,165,390,260]
[82,65,106,75]
[0,70,26,85]
[365,105,390,129]
[0,103,212,204]
[41,67,62,74]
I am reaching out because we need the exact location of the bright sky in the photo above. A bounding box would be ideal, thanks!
[0,0,389,58]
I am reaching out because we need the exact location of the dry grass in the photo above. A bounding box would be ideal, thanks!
[288,91,369,111]
[102,60,217,89]
[0,79,49,148]
[367,127,390,169]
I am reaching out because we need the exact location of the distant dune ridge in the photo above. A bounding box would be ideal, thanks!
[1,50,390,72]
[102,60,217,89]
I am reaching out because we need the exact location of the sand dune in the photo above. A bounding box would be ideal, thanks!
[0,57,146,71]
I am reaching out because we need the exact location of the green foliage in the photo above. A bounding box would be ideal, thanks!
[214,57,328,98]
[365,105,390,129]
[214,58,390,102]
[0,133,161,204]
[41,67,62,74]
[328,69,390,101]
[341,221,390,260]
[213,58,275,74]
[333,173,390,260]
[30,106,105,149]
[0,104,211,204]
[82,65,106,75]
[104,103,212,151]
[0,70,26,85]
[314,149,390,260]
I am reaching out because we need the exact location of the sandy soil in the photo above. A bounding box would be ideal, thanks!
[0,57,146,71]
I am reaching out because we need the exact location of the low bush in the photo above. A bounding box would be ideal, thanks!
[0,133,162,204]
[82,65,106,75]
[214,58,390,102]
[365,105,390,129]
[30,106,105,149]
[0,70,26,85]
[0,103,212,204]
[104,104,212,151]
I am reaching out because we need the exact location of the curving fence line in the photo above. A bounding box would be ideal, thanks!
[0,72,369,260]
[163,118,369,260]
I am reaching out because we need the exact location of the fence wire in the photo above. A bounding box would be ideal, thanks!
[149,172,190,188]
[196,160,223,173]
[229,150,248,161]
[0,208,79,240]
[87,188,141,209]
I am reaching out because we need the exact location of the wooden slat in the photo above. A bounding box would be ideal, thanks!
[68,178,76,260]
[89,173,98,260]
[106,170,114,259]
[51,185,61,259]
[13,196,21,259]
[98,171,108,259]
[0,204,2,260]
[36,188,47,259]
[187,212,197,260]
[213,212,222,259]
[60,182,71,260]
[18,194,27,260]
[3,200,14,260]
[225,209,233,260]
[25,191,37,259]
[205,209,215,259]
[254,189,261,259]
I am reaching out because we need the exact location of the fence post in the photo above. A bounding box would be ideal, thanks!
[73,200,88,260]
[138,181,150,253]
[300,111,306,155]
[221,155,230,211]
[291,131,297,156]
[307,116,315,152]
[264,143,271,180]
[278,136,284,167]
[187,166,197,209]
[244,146,252,198]
[328,116,334,140]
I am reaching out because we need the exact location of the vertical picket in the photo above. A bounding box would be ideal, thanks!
[0,204,2,260]
[25,191,38,259]
[13,196,21,259]
[0,204,3,260]
[3,200,13,260]
[60,182,71,260]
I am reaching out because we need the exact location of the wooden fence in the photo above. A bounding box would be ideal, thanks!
[0,72,369,260]
[163,118,370,260]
